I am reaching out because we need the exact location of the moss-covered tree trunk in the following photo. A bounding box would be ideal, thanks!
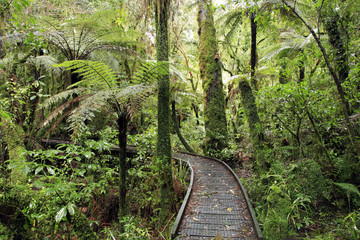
[198,0,228,154]
[324,13,349,84]
[155,0,174,224]
[238,77,267,171]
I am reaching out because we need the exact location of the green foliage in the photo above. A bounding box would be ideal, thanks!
[2,141,118,238]
[296,159,330,202]
[55,60,118,90]
[263,184,295,240]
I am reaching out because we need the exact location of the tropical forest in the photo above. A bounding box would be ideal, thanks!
[0,0,359,239]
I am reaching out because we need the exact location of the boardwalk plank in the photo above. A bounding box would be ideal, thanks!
[172,153,259,240]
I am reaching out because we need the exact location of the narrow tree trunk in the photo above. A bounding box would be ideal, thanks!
[155,0,174,224]
[299,49,305,82]
[198,0,228,154]
[172,101,195,153]
[250,12,258,90]
[117,112,128,231]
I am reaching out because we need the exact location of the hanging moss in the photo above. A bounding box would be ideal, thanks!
[198,0,228,154]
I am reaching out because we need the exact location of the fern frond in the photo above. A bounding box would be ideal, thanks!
[219,8,244,43]
[334,182,360,197]
[115,84,155,117]
[27,55,62,76]
[133,60,170,84]
[132,60,185,84]
[66,84,154,136]
[54,60,118,89]
[41,94,90,128]
[39,88,88,110]
[67,90,112,136]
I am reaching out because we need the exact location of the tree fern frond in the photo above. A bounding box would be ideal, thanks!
[67,90,112,136]
[54,60,118,89]
[27,55,62,76]
[132,60,184,84]
[39,88,88,110]
[219,8,244,43]
[41,94,90,128]
[132,60,163,84]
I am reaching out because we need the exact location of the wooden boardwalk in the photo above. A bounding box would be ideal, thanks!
[171,152,262,240]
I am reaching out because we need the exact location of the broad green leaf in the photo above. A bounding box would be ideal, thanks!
[21,165,31,175]
[55,207,67,222]
[0,112,11,120]
[67,203,75,216]
[47,166,55,175]
[35,166,44,175]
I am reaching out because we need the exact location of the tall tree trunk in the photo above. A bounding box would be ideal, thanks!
[198,0,228,154]
[238,77,267,171]
[250,12,258,90]
[155,0,174,224]
[117,112,128,232]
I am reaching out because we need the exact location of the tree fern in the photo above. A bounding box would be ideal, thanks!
[41,59,155,138]
[54,60,118,89]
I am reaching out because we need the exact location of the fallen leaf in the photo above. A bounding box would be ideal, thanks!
[193,217,199,221]
[227,208,232,213]
[230,189,235,195]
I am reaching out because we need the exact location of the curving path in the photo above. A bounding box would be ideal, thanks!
[171,152,263,240]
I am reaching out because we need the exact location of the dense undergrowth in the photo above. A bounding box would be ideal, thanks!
[0,127,190,239]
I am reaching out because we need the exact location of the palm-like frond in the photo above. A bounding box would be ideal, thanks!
[39,88,89,128]
[132,60,186,84]
[54,60,118,89]
[133,60,168,84]
[67,84,154,136]
[260,32,316,62]
[41,59,155,138]
[40,88,87,109]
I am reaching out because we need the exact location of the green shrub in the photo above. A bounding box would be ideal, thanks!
[264,184,295,239]
[295,159,330,202]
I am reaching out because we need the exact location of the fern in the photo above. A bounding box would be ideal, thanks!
[132,60,186,84]
[41,59,155,138]
[54,60,118,89]
[334,182,360,198]
[40,88,87,110]
[27,55,62,76]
